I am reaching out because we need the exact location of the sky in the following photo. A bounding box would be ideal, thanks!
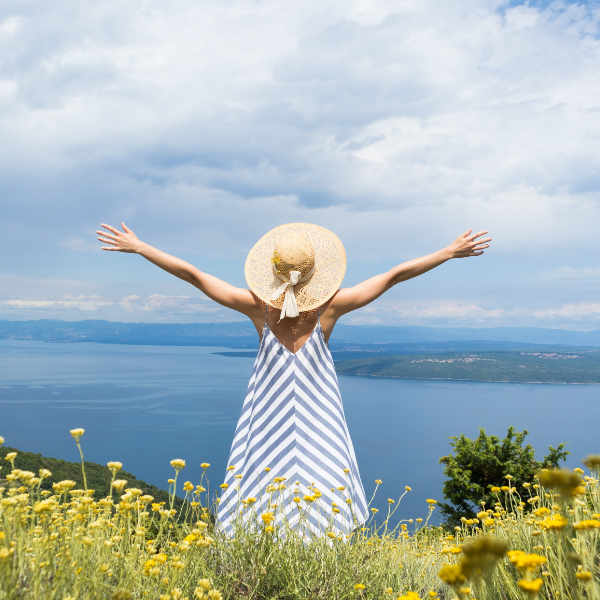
[1,0,600,329]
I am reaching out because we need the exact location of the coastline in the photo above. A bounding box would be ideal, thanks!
[336,372,600,385]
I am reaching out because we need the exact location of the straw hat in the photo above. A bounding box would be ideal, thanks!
[245,223,346,316]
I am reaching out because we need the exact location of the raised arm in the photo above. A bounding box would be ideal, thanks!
[328,229,491,318]
[97,223,260,317]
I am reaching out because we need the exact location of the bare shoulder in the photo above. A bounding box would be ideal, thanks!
[318,294,341,342]
[244,292,269,334]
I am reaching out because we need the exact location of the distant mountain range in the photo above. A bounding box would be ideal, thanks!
[2,318,600,350]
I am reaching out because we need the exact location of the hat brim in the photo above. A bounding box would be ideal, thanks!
[245,223,346,313]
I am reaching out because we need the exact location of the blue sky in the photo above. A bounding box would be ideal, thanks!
[1,0,600,329]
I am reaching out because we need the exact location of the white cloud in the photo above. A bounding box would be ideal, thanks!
[0,292,229,321]
[345,300,600,327]
[543,267,600,281]
[118,294,221,315]
[532,303,600,319]
[1,0,600,327]
[2,0,599,211]
[1,295,112,312]
[60,237,101,252]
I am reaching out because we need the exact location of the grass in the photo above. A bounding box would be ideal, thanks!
[0,430,599,600]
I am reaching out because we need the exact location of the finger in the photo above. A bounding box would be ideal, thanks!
[122,222,131,233]
[471,250,484,256]
[472,242,491,249]
[101,223,120,234]
[472,237,492,245]
[469,230,488,241]
[462,228,472,238]
[101,247,118,251]
[96,230,117,240]
[98,237,117,245]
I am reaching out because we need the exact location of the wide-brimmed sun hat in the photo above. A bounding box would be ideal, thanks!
[245,223,346,320]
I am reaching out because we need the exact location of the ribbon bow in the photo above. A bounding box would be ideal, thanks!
[271,263,315,321]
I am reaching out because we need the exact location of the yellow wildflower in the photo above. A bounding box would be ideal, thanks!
[107,461,122,473]
[517,578,543,594]
[438,564,466,585]
[508,551,547,572]
[576,571,592,581]
[201,463,210,469]
[112,480,127,492]
[70,428,85,441]
[541,515,568,531]
[573,520,600,530]
[170,459,186,471]
[261,512,275,525]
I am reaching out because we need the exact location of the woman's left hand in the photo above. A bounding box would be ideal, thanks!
[447,229,491,258]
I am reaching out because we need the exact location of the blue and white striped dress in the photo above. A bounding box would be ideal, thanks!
[217,313,368,537]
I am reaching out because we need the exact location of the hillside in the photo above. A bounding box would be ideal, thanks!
[2,318,600,348]
[335,348,600,384]
[0,446,183,508]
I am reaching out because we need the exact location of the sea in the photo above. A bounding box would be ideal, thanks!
[1,339,598,525]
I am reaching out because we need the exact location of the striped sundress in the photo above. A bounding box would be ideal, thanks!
[216,311,369,537]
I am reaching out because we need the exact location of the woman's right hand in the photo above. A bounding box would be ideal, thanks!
[97,223,143,253]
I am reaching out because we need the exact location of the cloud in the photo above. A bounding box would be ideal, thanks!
[1,0,600,328]
[345,300,600,327]
[118,294,221,315]
[532,303,600,320]
[1,295,112,312]
[0,292,230,321]
[4,286,600,329]
[543,267,600,281]
[2,0,600,211]
[60,237,101,253]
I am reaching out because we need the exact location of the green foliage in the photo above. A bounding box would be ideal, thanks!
[438,426,569,526]
[0,446,182,510]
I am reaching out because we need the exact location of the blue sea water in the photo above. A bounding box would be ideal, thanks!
[0,340,598,525]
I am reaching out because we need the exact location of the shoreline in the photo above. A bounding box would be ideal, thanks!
[336,372,600,385]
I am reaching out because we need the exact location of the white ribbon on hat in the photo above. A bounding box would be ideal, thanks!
[271,263,315,321]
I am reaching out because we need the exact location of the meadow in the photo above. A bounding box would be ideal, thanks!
[1,430,599,600]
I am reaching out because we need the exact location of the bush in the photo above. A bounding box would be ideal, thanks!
[438,426,569,526]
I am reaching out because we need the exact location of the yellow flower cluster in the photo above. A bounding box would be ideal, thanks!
[508,550,547,572]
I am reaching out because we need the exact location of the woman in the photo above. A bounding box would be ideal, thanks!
[97,222,491,536]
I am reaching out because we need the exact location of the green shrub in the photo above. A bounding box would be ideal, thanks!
[438,426,569,526]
